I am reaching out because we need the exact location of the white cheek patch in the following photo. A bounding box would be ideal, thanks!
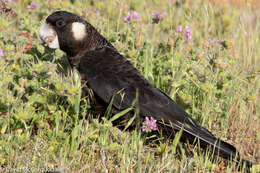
[71,22,86,41]
[39,23,60,49]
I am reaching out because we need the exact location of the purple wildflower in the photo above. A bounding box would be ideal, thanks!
[185,26,192,42]
[141,125,147,132]
[27,1,37,9]
[127,12,132,20]
[152,11,161,19]
[186,31,192,41]
[152,11,168,24]
[124,14,130,22]
[123,16,128,22]
[141,116,157,132]
[123,11,139,22]
[8,0,14,2]
[185,26,191,33]
[0,49,4,57]
[31,1,37,8]
[175,25,182,33]
[132,11,139,19]
[208,38,213,44]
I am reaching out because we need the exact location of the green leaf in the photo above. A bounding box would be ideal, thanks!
[171,128,183,154]
[105,95,115,118]
[123,112,136,131]
[109,107,133,122]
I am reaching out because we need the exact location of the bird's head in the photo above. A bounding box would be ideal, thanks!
[39,11,111,57]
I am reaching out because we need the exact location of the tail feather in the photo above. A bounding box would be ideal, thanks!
[158,120,252,169]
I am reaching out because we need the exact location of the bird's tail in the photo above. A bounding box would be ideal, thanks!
[159,120,252,170]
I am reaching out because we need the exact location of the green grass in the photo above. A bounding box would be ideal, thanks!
[0,0,259,172]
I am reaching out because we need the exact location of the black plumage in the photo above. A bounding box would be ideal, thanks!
[39,11,252,169]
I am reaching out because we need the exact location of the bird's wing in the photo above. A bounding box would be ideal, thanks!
[78,46,239,159]
[79,47,193,126]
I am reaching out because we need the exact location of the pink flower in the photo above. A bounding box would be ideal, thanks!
[152,11,161,19]
[185,26,192,42]
[132,11,139,19]
[185,26,191,33]
[0,49,4,57]
[152,11,168,23]
[141,125,147,132]
[123,11,139,22]
[175,25,182,33]
[141,116,157,132]
[208,38,213,44]
[31,1,37,8]
[27,1,37,9]
[186,31,192,41]
[123,16,128,22]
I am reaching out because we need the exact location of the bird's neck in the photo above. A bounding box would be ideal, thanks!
[66,23,115,67]
[68,54,82,68]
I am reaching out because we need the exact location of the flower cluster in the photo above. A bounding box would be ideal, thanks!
[141,116,157,132]
[152,11,168,21]
[124,11,139,22]
[27,1,37,9]
[175,25,192,42]
[175,25,182,33]
[185,26,192,42]
[152,11,168,24]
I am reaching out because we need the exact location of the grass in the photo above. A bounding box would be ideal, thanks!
[0,0,259,172]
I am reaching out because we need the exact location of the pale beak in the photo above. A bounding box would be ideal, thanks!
[39,23,60,49]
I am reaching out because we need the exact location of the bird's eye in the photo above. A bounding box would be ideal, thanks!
[56,20,65,28]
